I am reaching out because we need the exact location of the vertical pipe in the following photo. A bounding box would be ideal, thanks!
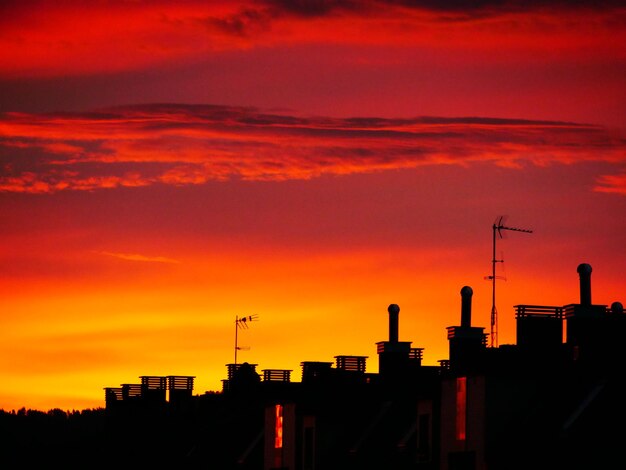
[388,304,400,342]
[461,286,473,328]
[577,263,592,306]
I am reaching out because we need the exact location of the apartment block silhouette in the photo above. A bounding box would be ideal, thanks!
[103,263,625,469]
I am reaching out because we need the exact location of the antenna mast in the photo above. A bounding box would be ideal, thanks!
[234,314,258,365]
[487,216,532,348]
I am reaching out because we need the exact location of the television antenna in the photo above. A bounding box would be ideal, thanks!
[485,216,532,348]
[234,314,258,365]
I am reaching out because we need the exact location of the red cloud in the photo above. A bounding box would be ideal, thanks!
[1,104,624,193]
[595,173,626,195]
[1,1,624,78]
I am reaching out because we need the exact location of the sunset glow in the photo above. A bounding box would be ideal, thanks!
[1,0,625,412]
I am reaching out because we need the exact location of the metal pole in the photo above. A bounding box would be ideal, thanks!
[488,217,532,348]
[234,315,238,365]
[491,223,497,348]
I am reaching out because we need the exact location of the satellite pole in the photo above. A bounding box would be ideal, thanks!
[234,314,258,364]
[486,216,532,348]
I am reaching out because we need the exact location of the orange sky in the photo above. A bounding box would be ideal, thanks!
[1,0,625,412]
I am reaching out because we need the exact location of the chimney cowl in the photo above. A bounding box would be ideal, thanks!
[461,286,473,297]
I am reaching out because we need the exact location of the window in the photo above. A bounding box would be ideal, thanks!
[303,426,314,470]
[456,377,467,441]
[418,413,431,460]
[275,404,283,449]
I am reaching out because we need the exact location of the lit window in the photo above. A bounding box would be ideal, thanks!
[456,377,466,441]
[275,404,283,448]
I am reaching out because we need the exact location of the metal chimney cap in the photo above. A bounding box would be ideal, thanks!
[461,286,473,297]
[388,304,400,314]
[577,263,592,275]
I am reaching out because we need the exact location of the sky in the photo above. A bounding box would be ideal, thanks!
[1,0,625,412]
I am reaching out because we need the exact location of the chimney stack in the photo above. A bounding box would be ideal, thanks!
[388,304,399,343]
[461,286,473,328]
[447,285,484,373]
[577,263,592,306]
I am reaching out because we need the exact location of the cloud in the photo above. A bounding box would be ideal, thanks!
[1,1,624,78]
[264,0,361,17]
[1,104,625,194]
[595,172,626,195]
[97,251,181,264]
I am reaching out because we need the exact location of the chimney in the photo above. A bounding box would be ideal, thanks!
[461,286,473,328]
[577,263,592,306]
[388,304,399,343]
[447,285,484,373]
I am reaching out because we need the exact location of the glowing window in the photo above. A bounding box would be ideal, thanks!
[275,404,283,448]
[456,377,467,441]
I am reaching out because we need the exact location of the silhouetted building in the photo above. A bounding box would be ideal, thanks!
[100,262,625,470]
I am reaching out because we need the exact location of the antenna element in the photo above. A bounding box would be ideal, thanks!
[234,314,259,364]
[486,216,532,348]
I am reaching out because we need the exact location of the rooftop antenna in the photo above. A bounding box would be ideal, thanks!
[485,216,532,348]
[234,314,258,365]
